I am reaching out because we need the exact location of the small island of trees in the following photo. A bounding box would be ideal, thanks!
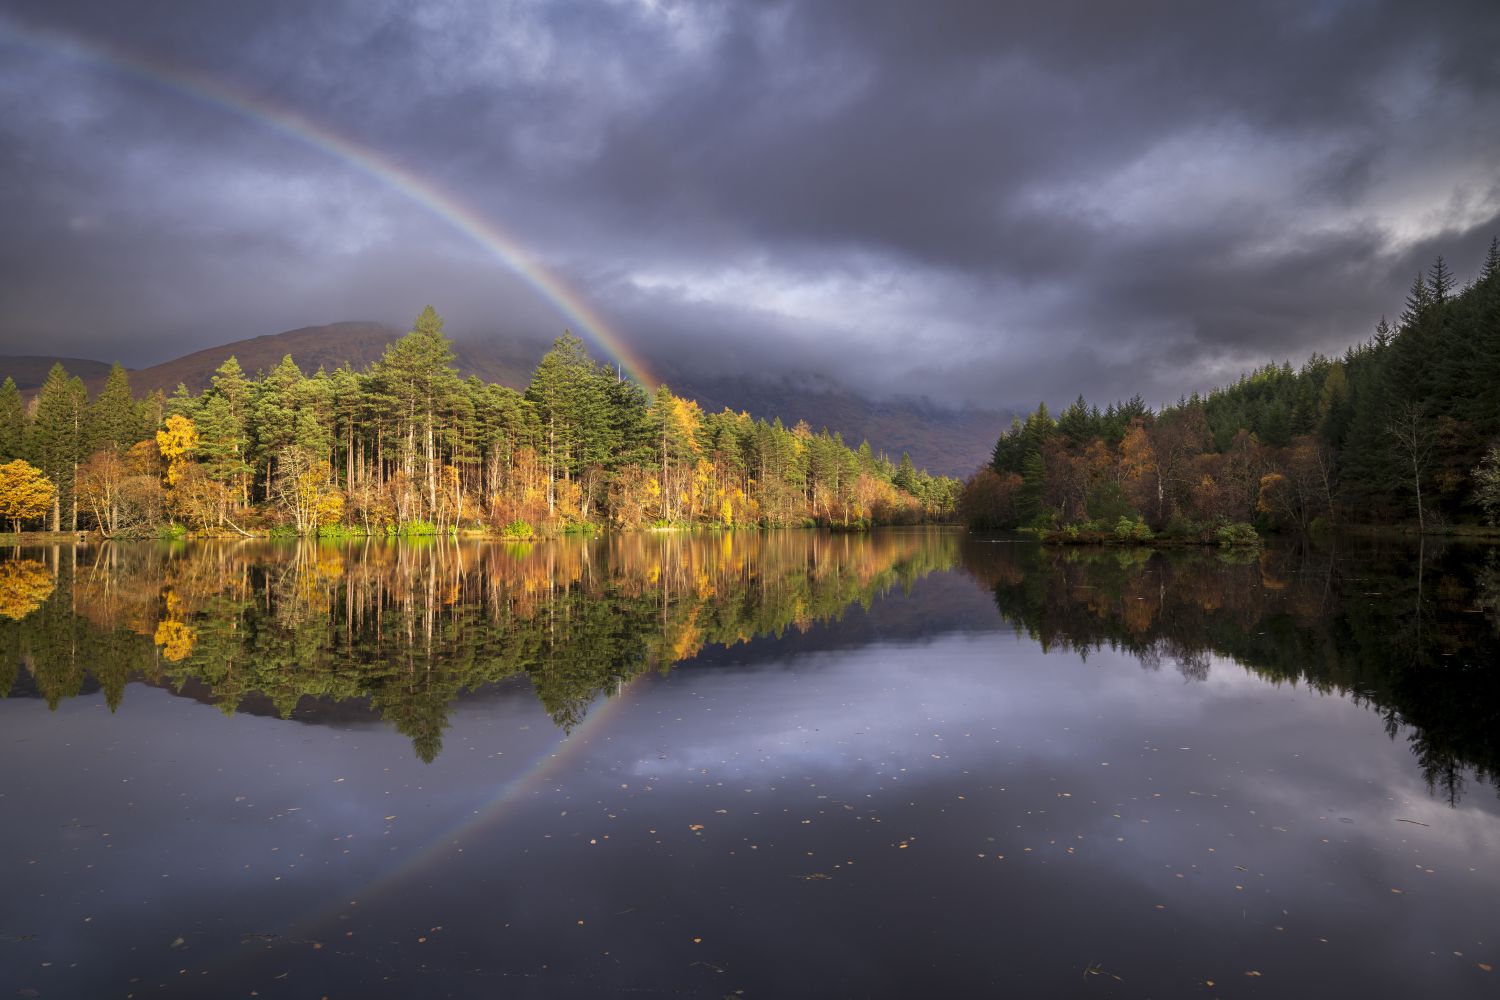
[0,309,961,537]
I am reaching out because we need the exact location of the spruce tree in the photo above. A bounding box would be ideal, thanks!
[26,364,88,531]
[0,377,24,463]
[893,452,917,493]
[1481,237,1500,285]
[88,364,140,456]
[1428,255,1455,305]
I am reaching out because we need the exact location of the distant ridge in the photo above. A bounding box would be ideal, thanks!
[0,355,114,390]
[0,321,1005,476]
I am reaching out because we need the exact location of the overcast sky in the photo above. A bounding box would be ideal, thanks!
[1,0,1497,409]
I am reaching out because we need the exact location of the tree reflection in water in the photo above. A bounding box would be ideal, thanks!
[0,530,958,761]
[963,536,1500,805]
[2,532,1496,802]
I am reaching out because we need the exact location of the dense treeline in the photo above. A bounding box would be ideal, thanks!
[965,240,1500,537]
[0,308,959,536]
[0,531,958,761]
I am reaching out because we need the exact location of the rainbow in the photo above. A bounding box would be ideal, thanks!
[0,16,659,388]
[361,674,648,895]
[208,674,648,978]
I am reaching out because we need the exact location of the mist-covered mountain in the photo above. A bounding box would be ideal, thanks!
[0,322,1005,475]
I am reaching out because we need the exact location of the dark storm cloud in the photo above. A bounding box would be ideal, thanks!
[0,0,1496,408]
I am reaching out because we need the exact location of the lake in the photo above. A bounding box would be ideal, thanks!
[1,529,1497,998]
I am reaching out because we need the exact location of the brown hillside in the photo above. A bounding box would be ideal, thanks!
[0,356,114,390]
[92,321,533,396]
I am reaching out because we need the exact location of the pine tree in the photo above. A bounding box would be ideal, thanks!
[0,378,24,463]
[1481,237,1500,285]
[209,356,252,416]
[1399,273,1433,332]
[26,364,88,531]
[88,364,140,456]
[205,356,254,503]
[329,365,363,491]
[165,383,200,420]
[1057,395,1095,446]
[251,355,305,498]
[893,452,917,493]
[195,395,252,487]
[1428,255,1455,305]
[368,307,463,526]
[526,333,616,518]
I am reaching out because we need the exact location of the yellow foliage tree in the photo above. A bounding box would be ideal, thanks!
[0,460,57,532]
[156,414,198,487]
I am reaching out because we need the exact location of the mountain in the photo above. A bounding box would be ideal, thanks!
[0,322,1004,476]
[0,356,114,390]
[667,374,1004,476]
[72,321,537,397]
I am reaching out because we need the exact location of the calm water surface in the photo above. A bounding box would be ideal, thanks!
[1,530,1498,998]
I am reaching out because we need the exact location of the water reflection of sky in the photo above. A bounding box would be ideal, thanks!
[3,568,1497,998]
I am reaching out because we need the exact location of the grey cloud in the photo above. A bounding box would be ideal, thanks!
[0,0,1497,411]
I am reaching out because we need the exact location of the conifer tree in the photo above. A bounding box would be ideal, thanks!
[1428,255,1455,305]
[1481,237,1500,285]
[368,307,462,525]
[88,364,140,456]
[0,378,24,463]
[893,452,917,493]
[26,364,88,530]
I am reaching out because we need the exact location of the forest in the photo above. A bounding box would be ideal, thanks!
[964,240,1500,538]
[0,310,960,536]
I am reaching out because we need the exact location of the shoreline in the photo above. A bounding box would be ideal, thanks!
[2,522,961,545]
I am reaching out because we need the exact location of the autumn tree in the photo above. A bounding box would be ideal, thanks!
[959,468,1022,529]
[78,448,164,536]
[269,445,344,534]
[1473,445,1500,527]
[0,459,56,532]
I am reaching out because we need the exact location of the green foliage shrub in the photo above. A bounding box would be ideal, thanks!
[1113,516,1154,542]
[1164,514,1203,539]
[1215,522,1260,548]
